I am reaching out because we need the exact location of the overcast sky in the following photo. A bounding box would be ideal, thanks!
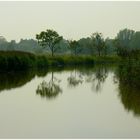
[0,1,140,42]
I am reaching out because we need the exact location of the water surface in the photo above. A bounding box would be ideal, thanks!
[0,65,140,138]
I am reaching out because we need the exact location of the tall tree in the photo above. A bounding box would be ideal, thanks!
[68,40,80,56]
[36,29,63,56]
[129,31,140,50]
[114,28,135,57]
[116,28,135,46]
[91,32,104,56]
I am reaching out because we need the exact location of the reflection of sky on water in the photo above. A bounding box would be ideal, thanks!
[0,65,140,138]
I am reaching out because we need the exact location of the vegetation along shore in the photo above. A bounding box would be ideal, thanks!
[0,28,139,72]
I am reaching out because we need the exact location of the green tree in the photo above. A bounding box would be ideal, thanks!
[114,28,135,57]
[8,40,17,51]
[116,28,135,46]
[36,29,63,56]
[78,37,93,55]
[68,40,80,56]
[104,38,116,55]
[129,31,140,50]
[91,32,104,56]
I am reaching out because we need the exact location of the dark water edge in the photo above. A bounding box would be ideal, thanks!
[0,64,117,93]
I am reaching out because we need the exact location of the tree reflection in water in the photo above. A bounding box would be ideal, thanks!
[67,69,83,88]
[67,65,109,92]
[0,72,32,92]
[118,84,140,116]
[115,63,140,116]
[84,65,108,92]
[0,69,49,92]
[36,71,62,99]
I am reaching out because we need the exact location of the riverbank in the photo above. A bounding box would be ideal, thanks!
[0,51,120,71]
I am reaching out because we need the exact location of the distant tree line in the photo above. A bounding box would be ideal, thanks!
[0,28,140,57]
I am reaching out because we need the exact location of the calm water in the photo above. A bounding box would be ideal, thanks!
[0,65,140,138]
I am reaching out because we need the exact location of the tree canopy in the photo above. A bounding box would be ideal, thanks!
[36,29,63,56]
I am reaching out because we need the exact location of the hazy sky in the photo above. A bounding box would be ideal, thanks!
[0,1,140,42]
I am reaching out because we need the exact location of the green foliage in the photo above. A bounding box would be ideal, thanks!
[36,29,63,56]
[0,51,49,71]
[129,31,140,50]
[114,28,135,57]
[93,56,120,64]
[68,40,81,55]
[0,51,35,71]
[47,55,95,66]
[1,28,140,57]
[36,55,48,68]
[91,32,105,56]
[0,51,121,72]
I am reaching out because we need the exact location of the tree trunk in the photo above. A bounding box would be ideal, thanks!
[52,47,54,57]
[98,50,100,56]
[75,47,77,56]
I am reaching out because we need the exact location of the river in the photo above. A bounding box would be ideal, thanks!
[0,64,140,138]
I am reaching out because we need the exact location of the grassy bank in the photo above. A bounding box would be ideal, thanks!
[0,51,120,71]
[0,51,48,71]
